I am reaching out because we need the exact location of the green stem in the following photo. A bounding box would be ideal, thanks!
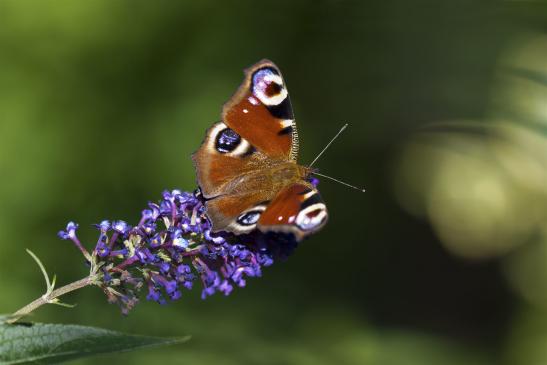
[6,276,94,324]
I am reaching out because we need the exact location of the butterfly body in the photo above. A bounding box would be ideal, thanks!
[192,60,327,240]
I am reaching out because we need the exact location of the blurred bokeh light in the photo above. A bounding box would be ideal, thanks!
[394,36,547,260]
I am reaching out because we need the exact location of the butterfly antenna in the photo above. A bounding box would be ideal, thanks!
[308,123,348,168]
[311,171,366,193]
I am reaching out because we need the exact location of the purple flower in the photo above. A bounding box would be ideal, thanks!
[204,229,226,244]
[165,280,178,295]
[112,220,130,234]
[110,248,128,257]
[159,262,170,274]
[219,280,233,296]
[257,251,274,267]
[57,222,78,240]
[149,233,162,248]
[147,203,161,217]
[171,228,188,249]
[94,220,111,232]
[141,222,156,235]
[58,187,302,314]
[162,190,177,202]
[146,285,161,302]
[170,290,182,300]
[135,248,157,264]
[177,264,191,275]
[95,233,110,257]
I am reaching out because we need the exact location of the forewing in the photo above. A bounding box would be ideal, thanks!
[192,121,267,198]
[222,59,299,161]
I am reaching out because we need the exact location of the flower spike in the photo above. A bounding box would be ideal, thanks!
[57,188,299,314]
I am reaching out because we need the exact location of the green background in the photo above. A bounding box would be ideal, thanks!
[1,1,547,364]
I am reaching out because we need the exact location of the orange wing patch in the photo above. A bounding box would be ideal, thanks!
[222,59,297,161]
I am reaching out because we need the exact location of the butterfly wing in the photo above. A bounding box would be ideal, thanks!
[193,60,298,198]
[192,60,326,240]
[192,121,270,199]
[222,59,299,162]
[258,183,328,240]
[191,113,293,235]
[205,183,328,240]
[205,191,274,234]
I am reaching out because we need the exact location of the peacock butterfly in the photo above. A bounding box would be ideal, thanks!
[192,59,328,241]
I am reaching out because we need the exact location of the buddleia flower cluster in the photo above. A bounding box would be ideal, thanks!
[57,189,297,314]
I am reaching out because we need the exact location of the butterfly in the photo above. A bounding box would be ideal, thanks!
[192,59,327,241]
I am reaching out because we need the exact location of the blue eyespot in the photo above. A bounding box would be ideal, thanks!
[237,211,261,226]
[215,128,241,153]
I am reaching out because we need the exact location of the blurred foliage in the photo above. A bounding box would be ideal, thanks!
[394,36,547,259]
[1,0,547,364]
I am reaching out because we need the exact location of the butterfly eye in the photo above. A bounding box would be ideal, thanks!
[215,128,241,153]
[236,210,262,226]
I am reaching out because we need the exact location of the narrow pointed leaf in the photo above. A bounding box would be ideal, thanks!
[0,317,188,364]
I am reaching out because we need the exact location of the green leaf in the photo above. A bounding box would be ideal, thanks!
[0,316,189,364]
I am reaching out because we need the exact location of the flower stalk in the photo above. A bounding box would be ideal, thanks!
[7,277,92,324]
[8,188,299,322]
